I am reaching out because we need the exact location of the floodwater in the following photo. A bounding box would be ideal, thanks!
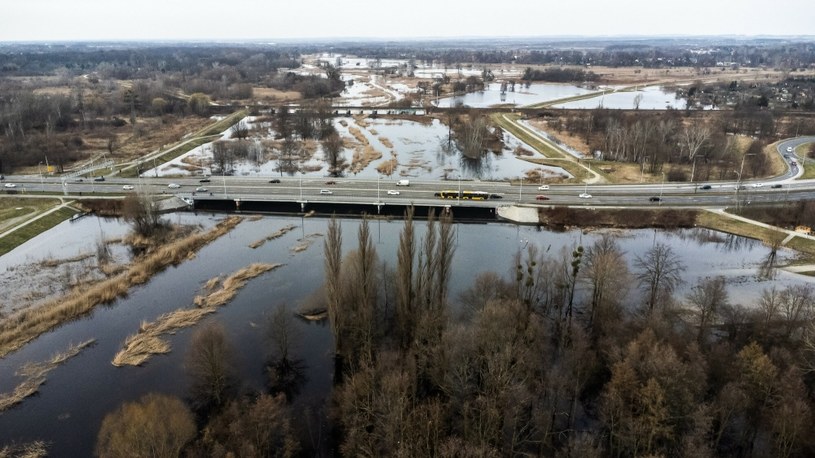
[152,117,556,181]
[0,213,811,455]
[553,85,714,110]
[434,82,599,108]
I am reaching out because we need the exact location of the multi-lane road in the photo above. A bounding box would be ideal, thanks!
[2,137,814,209]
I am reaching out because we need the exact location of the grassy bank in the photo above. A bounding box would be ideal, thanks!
[0,206,78,257]
[795,143,815,179]
[0,216,243,358]
[112,262,281,366]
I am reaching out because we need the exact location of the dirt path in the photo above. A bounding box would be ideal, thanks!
[498,114,604,184]
[0,199,75,240]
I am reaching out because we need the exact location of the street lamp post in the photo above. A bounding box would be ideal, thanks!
[38,162,44,191]
[660,172,665,205]
[518,176,523,202]
[458,174,462,205]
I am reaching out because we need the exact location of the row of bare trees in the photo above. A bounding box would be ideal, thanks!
[321,216,815,457]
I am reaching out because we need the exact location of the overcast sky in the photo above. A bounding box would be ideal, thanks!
[2,0,814,42]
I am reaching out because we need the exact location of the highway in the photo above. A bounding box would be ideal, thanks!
[2,137,814,210]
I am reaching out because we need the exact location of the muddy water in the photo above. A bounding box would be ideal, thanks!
[0,214,812,455]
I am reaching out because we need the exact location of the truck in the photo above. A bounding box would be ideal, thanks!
[396,179,410,186]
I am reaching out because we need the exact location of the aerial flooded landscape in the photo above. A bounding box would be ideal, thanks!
[2,1,815,457]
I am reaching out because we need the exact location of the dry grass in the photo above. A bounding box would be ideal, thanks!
[0,217,243,359]
[39,252,94,269]
[353,115,369,128]
[0,339,94,412]
[348,126,368,145]
[112,263,281,366]
[376,152,399,176]
[251,87,301,102]
[350,145,383,174]
[369,128,379,135]
[248,224,297,249]
[290,233,323,254]
[0,441,48,458]
[379,136,394,149]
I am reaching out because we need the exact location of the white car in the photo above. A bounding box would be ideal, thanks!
[122,185,135,190]
[319,189,333,195]
[579,193,592,199]
[387,190,400,195]
[195,187,208,192]
[787,146,794,152]
[538,185,549,191]
[751,183,764,188]
[3,183,16,188]
[168,183,181,189]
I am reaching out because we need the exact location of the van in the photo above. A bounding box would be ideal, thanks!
[396,179,410,186]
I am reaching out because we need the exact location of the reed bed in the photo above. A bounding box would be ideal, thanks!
[376,153,399,176]
[378,136,394,149]
[0,217,243,359]
[248,224,296,249]
[112,263,281,366]
[0,339,95,412]
[347,126,369,145]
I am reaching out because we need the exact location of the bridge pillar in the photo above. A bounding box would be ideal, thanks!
[300,202,306,212]
[234,198,241,212]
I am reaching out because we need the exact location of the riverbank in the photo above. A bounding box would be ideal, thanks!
[0,216,243,358]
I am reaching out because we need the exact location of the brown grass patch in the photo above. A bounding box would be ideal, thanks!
[290,233,323,254]
[39,252,94,268]
[348,126,368,145]
[0,440,48,457]
[376,152,399,176]
[379,136,394,149]
[0,217,242,359]
[248,224,297,249]
[112,263,281,366]
[251,87,301,102]
[0,339,94,412]
[369,128,379,135]
[353,115,369,129]
[350,145,383,174]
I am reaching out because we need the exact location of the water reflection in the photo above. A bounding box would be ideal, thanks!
[0,214,813,455]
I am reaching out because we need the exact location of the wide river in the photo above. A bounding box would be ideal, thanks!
[0,212,812,455]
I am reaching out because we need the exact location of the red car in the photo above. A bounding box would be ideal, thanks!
[535,195,549,201]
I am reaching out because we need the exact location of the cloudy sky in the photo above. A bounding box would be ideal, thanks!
[2,0,814,42]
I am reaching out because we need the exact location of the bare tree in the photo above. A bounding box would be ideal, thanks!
[633,93,644,110]
[122,192,164,237]
[396,207,416,350]
[582,235,630,335]
[686,276,729,343]
[185,322,237,414]
[96,393,196,458]
[681,120,711,162]
[633,243,685,313]
[324,216,344,380]
[322,131,346,177]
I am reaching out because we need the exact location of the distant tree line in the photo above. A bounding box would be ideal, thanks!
[522,67,599,83]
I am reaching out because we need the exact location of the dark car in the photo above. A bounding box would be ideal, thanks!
[325,180,337,185]
[535,195,550,201]
[700,185,712,190]
[269,179,281,184]
[93,176,105,182]
[649,196,662,202]
[771,184,783,189]
[199,178,211,183]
